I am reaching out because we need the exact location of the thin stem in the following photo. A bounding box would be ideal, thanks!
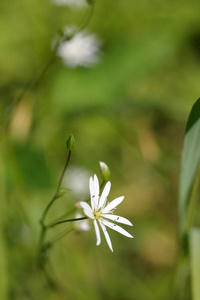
[21,53,56,100]
[77,4,95,33]
[39,224,46,248]
[6,52,57,129]
[56,151,71,194]
[40,150,71,225]
[100,180,106,192]
[48,207,76,225]
[37,4,96,280]
[40,195,57,226]
[40,257,59,290]
[42,267,58,290]
[38,149,72,261]
[7,2,96,130]
[47,217,87,229]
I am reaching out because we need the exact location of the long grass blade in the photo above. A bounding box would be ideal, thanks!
[190,228,200,300]
[178,98,200,236]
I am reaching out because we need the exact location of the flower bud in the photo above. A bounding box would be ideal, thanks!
[99,161,110,181]
[66,134,75,151]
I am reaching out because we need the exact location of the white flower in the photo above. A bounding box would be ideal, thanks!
[63,167,90,199]
[80,174,133,252]
[74,212,90,231]
[57,30,102,68]
[52,0,88,9]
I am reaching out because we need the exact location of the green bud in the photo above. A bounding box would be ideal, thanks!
[99,161,110,181]
[66,134,75,151]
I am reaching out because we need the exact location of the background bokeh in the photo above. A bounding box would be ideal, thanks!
[1,0,200,299]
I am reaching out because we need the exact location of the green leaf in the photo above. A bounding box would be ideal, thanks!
[190,228,200,300]
[178,98,200,236]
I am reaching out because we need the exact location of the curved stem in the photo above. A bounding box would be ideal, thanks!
[40,150,71,225]
[77,4,95,33]
[40,195,57,226]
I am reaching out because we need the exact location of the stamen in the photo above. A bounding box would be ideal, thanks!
[93,211,102,220]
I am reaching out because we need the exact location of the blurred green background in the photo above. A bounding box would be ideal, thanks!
[1,0,200,299]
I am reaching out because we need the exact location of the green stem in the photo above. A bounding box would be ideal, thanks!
[56,151,71,194]
[39,149,72,265]
[47,217,87,229]
[100,180,106,192]
[40,150,71,225]
[6,52,57,130]
[39,224,46,248]
[77,4,95,32]
[37,3,96,279]
[48,207,75,225]
[6,5,95,129]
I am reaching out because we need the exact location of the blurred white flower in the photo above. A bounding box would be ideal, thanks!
[63,167,90,199]
[52,0,88,9]
[74,212,90,231]
[57,30,102,68]
[80,174,133,252]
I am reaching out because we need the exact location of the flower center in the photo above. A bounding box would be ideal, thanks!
[93,211,102,220]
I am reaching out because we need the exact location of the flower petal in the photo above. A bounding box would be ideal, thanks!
[102,214,133,226]
[79,201,94,219]
[98,181,111,210]
[89,175,99,210]
[94,219,101,246]
[99,220,113,252]
[102,196,124,213]
[102,219,133,238]
[75,213,90,231]
[93,174,100,209]
[89,176,95,210]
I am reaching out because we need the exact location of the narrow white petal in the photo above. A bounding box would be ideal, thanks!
[94,174,100,196]
[98,181,111,209]
[94,219,101,246]
[102,214,133,226]
[102,196,124,213]
[79,201,94,219]
[93,174,100,209]
[89,176,95,210]
[99,220,113,252]
[102,219,133,238]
